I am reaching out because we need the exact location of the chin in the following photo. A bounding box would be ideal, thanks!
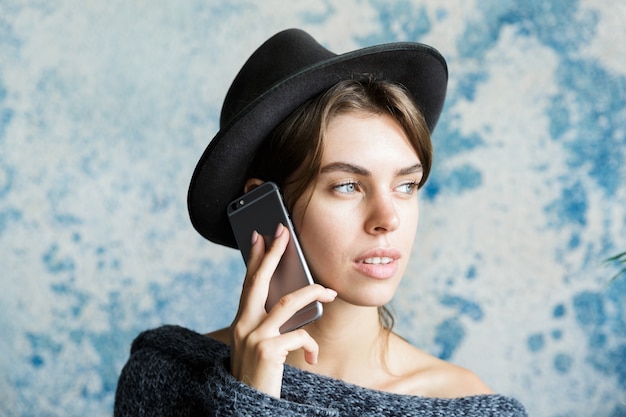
[337,288,397,308]
[315,270,403,307]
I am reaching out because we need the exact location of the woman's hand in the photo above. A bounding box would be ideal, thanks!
[229,223,337,397]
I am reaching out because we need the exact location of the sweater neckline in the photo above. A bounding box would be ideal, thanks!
[202,329,502,403]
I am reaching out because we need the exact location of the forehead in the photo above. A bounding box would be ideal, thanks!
[322,112,420,163]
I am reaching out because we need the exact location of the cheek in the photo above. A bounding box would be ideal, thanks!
[297,207,344,252]
[294,203,351,273]
[407,200,420,232]
[395,200,420,253]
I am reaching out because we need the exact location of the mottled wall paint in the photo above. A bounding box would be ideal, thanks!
[1,1,625,416]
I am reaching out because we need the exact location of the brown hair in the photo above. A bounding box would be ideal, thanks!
[247,76,432,329]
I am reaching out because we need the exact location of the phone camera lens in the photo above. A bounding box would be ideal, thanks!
[230,200,245,211]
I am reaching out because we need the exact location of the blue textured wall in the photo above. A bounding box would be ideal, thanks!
[1,1,625,416]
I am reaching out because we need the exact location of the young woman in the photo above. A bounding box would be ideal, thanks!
[115,29,527,416]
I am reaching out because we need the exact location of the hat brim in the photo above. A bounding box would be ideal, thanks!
[188,42,448,248]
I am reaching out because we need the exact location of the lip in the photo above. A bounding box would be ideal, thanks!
[353,248,401,280]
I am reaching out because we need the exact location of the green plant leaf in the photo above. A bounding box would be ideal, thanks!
[605,251,626,282]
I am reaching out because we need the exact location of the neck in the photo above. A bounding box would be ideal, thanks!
[286,298,389,384]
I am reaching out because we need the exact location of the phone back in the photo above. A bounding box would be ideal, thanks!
[227,182,322,332]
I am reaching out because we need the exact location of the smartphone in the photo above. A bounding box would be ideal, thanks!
[227,181,322,333]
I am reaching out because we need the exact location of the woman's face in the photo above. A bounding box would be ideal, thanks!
[289,112,422,307]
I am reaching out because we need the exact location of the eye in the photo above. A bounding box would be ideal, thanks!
[395,181,418,195]
[333,181,359,194]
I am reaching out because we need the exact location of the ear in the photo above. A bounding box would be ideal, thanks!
[243,178,264,193]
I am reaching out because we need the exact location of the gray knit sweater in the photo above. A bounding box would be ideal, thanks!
[114,325,528,416]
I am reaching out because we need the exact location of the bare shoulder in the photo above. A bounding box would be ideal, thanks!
[385,333,494,398]
[422,358,494,398]
[206,327,231,345]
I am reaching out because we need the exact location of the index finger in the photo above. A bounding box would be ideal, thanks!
[238,224,290,317]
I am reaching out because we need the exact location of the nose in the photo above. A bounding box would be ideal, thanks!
[364,192,400,234]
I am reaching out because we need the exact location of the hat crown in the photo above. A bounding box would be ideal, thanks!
[220,29,335,128]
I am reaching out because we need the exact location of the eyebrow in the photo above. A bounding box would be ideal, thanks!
[320,162,423,176]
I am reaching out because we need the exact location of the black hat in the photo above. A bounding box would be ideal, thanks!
[188,28,448,248]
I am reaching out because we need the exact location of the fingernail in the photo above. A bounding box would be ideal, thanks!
[251,230,259,245]
[274,223,284,238]
[326,288,337,298]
